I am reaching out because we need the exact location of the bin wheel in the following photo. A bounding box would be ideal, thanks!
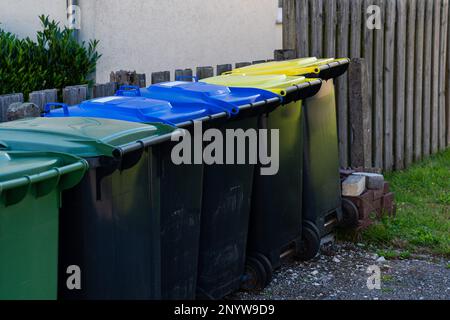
[341,198,359,228]
[241,257,267,292]
[296,223,321,261]
[252,253,273,287]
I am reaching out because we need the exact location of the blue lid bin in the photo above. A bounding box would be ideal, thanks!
[43,81,281,299]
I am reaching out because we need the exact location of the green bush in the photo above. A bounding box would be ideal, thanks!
[0,15,101,98]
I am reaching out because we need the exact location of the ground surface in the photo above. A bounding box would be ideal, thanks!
[230,242,450,300]
[231,149,449,300]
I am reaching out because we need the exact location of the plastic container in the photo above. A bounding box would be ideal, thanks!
[230,58,350,241]
[0,117,180,300]
[0,150,87,300]
[202,74,323,288]
[44,81,281,299]
[133,81,283,299]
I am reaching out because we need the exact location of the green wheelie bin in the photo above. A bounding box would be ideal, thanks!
[0,117,180,300]
[230,57,350,248]
[0,150,87,300]
[203,74,323,289]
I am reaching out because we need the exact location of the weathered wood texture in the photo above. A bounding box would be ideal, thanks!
[0,93,24,122]
[283,0,450,171]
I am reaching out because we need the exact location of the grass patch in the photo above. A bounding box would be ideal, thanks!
[360,149,450,257]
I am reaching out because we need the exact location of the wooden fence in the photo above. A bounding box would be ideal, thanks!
[283,0,450,170]
[0,60,274,122]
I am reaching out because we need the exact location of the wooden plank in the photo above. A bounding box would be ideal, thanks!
[373,0,385,168]
[349,0,362,59]
[93,83,117,98]
[446,0,450,146]
[383,0,396,171]
[29,89,58,111]
[363,0,374,167]
[336,0,350,167]
[282,0,297,50]
[175,69,193,82]
[422,0,434,158]
[323,0,336,58]
[274,49,297,60]
[349,58,372,168]
[63,85,88,106]
[431,0,441,154]
[414,0,425,161]
[439,0,449,150]
[151,71,170,84]
[309,0,323,57]
[216,64,232,76]
[235,62,251,69]
[296,0,309,57]
[0,93,24,122]
[196,66,214,80]
[395,0,407,170]
[405,0,417,167]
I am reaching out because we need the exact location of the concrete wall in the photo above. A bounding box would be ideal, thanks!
[0,0,282,83]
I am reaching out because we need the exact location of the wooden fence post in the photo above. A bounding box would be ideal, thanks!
[175,69,193,81]
[349,59,372,169]
[63,85,88,105]
[274,49,297,61]
[395,0,407,170]
[196,67,214,80]
[0,93,24,122]
[282,0,297,51]
[217,64,232,76]
[93,83,118,98]
[29,89,58,112]
[151,71,170,84]
[439,0,449,150]
[235,62,251,69]
[405,0,417,167]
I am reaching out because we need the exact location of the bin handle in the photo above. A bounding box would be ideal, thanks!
[112,129,185,158]
[175,75,198,82]
[44,102,70,115]
[0,160,88,206]
[116,85,141,96]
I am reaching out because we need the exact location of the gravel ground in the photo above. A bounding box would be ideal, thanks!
[230,242,450,300]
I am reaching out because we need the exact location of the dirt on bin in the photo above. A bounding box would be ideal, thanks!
[229,242,450,300]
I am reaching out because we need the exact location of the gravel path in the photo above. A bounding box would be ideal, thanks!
[230,242,450,300]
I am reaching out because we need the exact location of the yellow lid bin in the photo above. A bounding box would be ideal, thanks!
[204,57,351,254]
[202,73,322,100]
[225,57,350,80]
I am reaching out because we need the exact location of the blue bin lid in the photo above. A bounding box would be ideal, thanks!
[139,81,279,114]
[43,96,209,125]
[44,81,280,126]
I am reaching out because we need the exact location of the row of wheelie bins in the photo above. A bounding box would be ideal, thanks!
[0,57,349,300]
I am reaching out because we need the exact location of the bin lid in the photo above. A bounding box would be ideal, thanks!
[202,74,320,98]
[0,150,88,206]
[0,117,177,158]
[138,81,280,119]
[230,57,350,79]
[44,96,205,125]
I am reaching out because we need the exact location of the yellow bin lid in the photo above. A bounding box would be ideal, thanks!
[203,74,310,96]
[228,57,350,79]
[202,74,323,103]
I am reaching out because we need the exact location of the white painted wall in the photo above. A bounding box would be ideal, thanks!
[0,0,282,83]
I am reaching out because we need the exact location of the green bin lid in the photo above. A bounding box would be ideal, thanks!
[0,117,178,158]
[0,150,88,206]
